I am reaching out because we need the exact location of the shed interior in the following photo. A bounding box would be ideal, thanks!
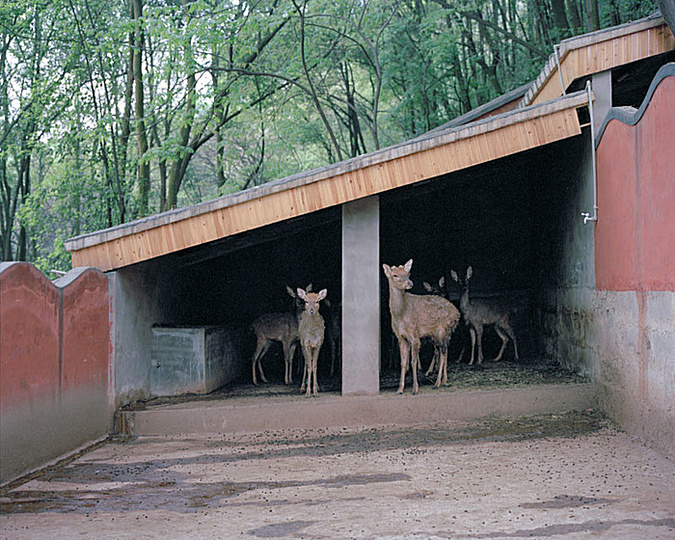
[115,127,594,400]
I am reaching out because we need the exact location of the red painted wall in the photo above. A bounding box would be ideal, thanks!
[61,270,110,393]
[596,75,675,291]
[1,263,110,484]
[0,263,60,409]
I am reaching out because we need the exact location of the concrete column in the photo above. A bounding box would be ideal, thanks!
[341,196,380,395]
[592,70,612,133]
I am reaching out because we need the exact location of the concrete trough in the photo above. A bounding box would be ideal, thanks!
[116,382,596,437]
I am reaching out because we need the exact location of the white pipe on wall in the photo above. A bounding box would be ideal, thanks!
[582,80,598,224]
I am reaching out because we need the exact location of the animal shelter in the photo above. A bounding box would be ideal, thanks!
[2,14,674,485]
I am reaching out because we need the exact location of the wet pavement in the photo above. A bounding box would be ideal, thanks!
[1,410,674,539]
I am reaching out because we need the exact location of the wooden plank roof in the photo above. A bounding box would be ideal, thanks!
[520,14,674,107]
[66,16,675,273]
[65,91,589,272]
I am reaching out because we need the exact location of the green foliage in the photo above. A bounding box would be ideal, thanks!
[0,0,658,267]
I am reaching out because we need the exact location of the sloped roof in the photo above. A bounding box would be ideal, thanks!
[520,13,674,107]
[65,16,674,273]
[65,92,587,271]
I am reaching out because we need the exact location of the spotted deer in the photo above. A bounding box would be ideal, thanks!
[450,266,519,365]
[296,287,327,397]
[383,260,460,394]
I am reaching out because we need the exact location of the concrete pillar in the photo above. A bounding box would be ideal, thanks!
[592,70,612,133]
[341,196,380,395]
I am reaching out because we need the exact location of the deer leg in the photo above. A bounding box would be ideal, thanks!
[312,349,319,396]
[287,340,299,385]
[426,347,438,377]
[411,339,421,395]
[433,343,448,388]
[397,338,410,394]
[304,346,313,398]
[290,342,299,384]
[506,325,519,360]
[475,326,485,365]
[493,326,509,362]
[468,327,477,365]
[252,339,270,385]
[303,346,314,397]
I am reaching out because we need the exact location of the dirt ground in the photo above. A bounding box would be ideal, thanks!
[1,410,674,540]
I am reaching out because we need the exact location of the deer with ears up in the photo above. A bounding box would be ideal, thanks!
[296,287,327,397]
[450,266,519,365]
[383,260,460,394]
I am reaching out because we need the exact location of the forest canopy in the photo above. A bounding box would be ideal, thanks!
[0,0,657,272]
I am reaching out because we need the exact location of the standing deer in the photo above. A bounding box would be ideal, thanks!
[450,266,519,365]
[250,312,299,385]
[423,276,468,372]
[296,287,327,397]
[383,260,460,394]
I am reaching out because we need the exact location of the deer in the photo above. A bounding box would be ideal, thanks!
[250,312,299,385]
[322,298,341,377]
[450,266,519,365]
[296,287,327,397]
[423,276,468,372]
[383,259,460,394]
[250,285,310,386]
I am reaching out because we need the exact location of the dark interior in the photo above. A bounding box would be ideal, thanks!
[139,127,592,392]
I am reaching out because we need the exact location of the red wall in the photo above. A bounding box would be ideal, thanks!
[1,263,110,484]
[0,264,60,409]
[595,75,675,291]
[61,270,110,393]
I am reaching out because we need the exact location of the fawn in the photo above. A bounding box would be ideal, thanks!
[383,260,460,394]
[450,266,519,365]
[296,287,327,397]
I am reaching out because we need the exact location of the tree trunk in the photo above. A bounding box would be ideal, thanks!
[551,0,571,38]
[586,0,600,31]
[567,0,582,33]
[133,0,150,216]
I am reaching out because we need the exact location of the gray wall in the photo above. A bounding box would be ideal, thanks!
[342,197,380,395]
[533,133,597,376]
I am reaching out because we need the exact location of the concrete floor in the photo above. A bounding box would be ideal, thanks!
[1,410,674,539]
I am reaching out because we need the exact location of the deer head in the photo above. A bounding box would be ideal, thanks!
[382,259,414,291]
[297,287,327,315]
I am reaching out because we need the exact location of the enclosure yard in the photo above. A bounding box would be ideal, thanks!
[2,410,674,540]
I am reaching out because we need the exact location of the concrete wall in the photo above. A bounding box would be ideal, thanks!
[150,326,245,396]
[342,197,380,395]
[533,135,597,376]
[593,65,675,456]
[110,262,250,408]
[108,263,174,408]
[0,263,111,485]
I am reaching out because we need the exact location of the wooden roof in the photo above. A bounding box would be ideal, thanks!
[520,14,674,107]
[66,16,674,273]
[65,91,588,272]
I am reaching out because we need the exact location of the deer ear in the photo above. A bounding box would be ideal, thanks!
[404,259,413,272]
[318,289,327,300]
[450,270,458,282]
[382,264,391,277]
[466,266,473,279]
[297,288,306,300]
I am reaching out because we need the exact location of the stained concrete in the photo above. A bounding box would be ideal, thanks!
[342,196,380,395]
[1,411,674,540]
[116,384,596,437]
